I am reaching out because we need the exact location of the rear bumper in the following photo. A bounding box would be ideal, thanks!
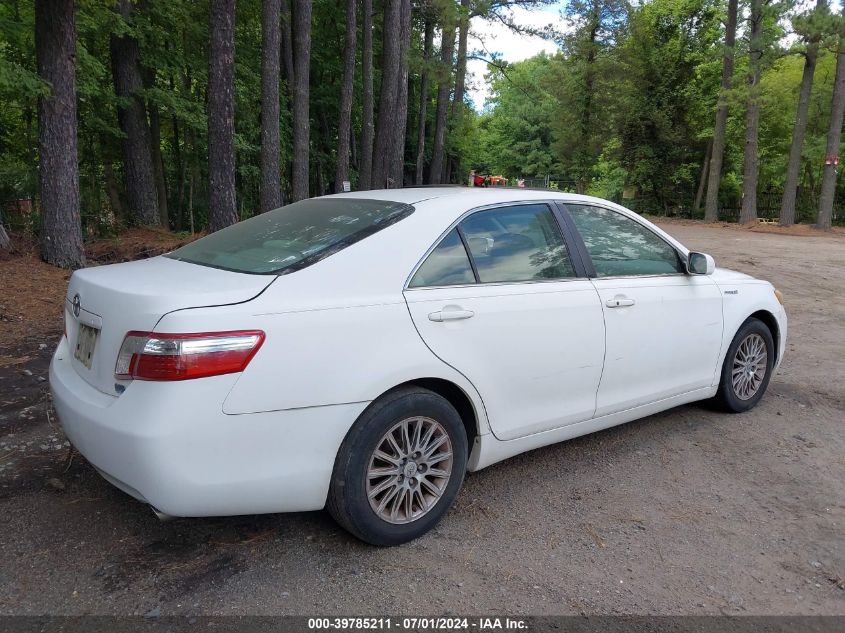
[49,337,367,517]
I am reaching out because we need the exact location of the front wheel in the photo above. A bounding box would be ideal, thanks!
[327,387,468,546]
[714,317,775,413]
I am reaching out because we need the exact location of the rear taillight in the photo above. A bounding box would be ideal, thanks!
[115,330,265,381]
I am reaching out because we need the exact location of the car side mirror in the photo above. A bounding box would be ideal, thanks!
[688,251,715,275]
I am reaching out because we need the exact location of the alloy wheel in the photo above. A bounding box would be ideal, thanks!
[366,416,454,524]
[731,333,768,400]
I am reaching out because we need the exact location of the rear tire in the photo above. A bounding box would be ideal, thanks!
[714,317,774,413]
[327,386,468,546]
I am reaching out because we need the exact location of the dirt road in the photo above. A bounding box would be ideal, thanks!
[1,220,843,616]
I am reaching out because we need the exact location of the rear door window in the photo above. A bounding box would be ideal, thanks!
[408,229,475,288]
[458,204,574,283]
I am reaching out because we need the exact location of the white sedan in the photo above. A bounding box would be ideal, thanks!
[50,188,787,545]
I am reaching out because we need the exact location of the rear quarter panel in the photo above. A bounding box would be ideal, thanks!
[153,290,491,436]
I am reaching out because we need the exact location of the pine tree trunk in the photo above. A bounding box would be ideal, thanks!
[739,0,764,224]
[415,17,434,185]
[139,0,169,227]
[280,0,295,96]
[452,2,469,109]
[574,4,599,195]
[104,160,124,222]
[334,0,356,192]
[169,76,184,230]
[818,39,845,230]
[110,0,160,226]
[290,0,312,201]
[429,19,456,185]
[188,171,195,234]
[35,0,84,268]
[359,0,375,190]
[693,139,712,212]
[781,0,826,226]
[389,0,412,188]
[260,0,282,212]
[317,109,331,196]
[146,80,169,228]
[279,0,294,204]
[704,0,738,223]
[445,0,470,184]
[208,0,238,232]
[175,136,186,231]
[371,0,401,189]
[178,67,194,229]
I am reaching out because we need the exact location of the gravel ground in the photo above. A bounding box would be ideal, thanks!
[0,220,843,616]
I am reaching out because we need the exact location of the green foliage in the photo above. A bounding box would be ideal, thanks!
[476,54,559,178]
[0,1,41,202]
[474,0,844,221]
[613,0,722,209]
[477,0,723,204]
[1,0,358,232]
[3,0,845,235]
[554,0,627,189]
[588,139,627,199]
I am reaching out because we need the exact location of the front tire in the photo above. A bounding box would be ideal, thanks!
[714,317,775,413]
[327,386,468,546]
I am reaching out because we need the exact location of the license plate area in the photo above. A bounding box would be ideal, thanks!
[74,323,99,370]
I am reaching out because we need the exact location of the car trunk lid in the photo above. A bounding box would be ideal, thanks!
[64,256,274,395]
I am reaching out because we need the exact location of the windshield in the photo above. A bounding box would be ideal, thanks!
[165,198,414,274]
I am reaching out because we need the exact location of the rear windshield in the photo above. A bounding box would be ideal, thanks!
[165,198,414,274]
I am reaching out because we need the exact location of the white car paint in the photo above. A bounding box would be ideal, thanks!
[405,279,605,440]
[63,256,273,395]
[50,188,787,518]
[590,274,723,416]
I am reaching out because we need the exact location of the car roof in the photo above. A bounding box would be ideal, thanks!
[323,186,609,207]
[333,187,687,251]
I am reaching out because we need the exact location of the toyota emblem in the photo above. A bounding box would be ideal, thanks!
[72,293,81,318]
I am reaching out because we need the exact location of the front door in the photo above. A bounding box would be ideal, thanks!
[564,203,724,417]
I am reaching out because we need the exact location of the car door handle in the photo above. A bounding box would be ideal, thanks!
[428,306,475,322]
[606,296,636,308]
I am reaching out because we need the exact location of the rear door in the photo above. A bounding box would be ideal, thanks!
[404,202,605,441]
[562,203,723,417]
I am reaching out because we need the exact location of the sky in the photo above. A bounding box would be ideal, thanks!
[466,2,568,111]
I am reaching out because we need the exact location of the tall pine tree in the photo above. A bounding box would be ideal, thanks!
[208,0,238,231]
[35,0,84,268]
